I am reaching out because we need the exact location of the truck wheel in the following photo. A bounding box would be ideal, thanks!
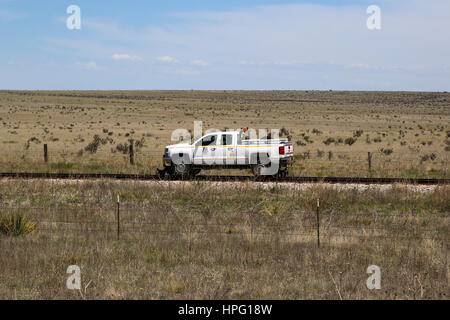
[276,168,287,179]
[252,163,266,177]
[251,153,274,177]
[173,162,191,179]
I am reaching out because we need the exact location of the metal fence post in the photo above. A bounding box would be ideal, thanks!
[316,199,320,248]
[117,194,120,240]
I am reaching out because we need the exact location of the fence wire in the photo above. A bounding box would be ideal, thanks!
[1,205,446,248]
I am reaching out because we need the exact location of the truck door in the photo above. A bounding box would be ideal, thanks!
[219,133,236,165]
[193,134,218,165]
[236,131,248,165]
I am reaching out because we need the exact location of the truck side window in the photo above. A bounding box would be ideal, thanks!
[200,134,217,146]
[221,134,233,146]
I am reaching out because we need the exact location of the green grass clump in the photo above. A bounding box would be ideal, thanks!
[50,162,74,170]
[0,212,36,236]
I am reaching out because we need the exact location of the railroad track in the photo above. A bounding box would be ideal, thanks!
[0,172,448,185]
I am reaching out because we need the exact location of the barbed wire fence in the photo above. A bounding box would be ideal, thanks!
[1,200,448,250]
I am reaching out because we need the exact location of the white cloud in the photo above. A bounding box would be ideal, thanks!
[77,61,106,71]
[346,63,377,70]
[112,53,142,61]
[86,61,98,70]
[191,59,210,66]
[157,56,178,64]
[238,60,266,66]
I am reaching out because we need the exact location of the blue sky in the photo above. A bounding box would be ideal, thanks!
[1,0,449,91]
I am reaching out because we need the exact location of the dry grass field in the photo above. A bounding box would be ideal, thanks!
[0,179,448,299]
[0,90,448,300]
[0,90,449,178]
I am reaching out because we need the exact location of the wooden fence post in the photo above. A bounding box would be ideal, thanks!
[316,199,320,248]
[368,152,372,176]
[44,144,48,163]
[129,140,135,165]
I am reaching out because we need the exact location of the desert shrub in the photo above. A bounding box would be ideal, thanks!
[0,212,36,236]
[134,137,146,151]
[373,137,382,143]
[316,150,324,158]
[421,153,437,162]
[280,127,290,137]
[299,151,310,160]
[85,135,102,153]
[116,143,129,154]
[303,135,311,143]
[353,130,363,137]
[344,137,357,146]
[24,137,41,150]
[323,137,335,145]
[114,138,145,154]
[380,148,393,156]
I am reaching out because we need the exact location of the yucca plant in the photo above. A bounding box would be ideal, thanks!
[0,212,36,236]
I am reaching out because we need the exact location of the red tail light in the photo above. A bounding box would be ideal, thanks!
[279,146,285,155]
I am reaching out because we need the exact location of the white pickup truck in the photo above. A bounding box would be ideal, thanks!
[159,128,294,178]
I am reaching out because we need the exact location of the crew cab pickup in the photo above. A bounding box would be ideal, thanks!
[160,128,294,178]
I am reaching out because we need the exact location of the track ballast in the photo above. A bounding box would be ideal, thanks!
[0,172,448,185]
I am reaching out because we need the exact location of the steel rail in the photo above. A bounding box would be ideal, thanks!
[0,172,448,185]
